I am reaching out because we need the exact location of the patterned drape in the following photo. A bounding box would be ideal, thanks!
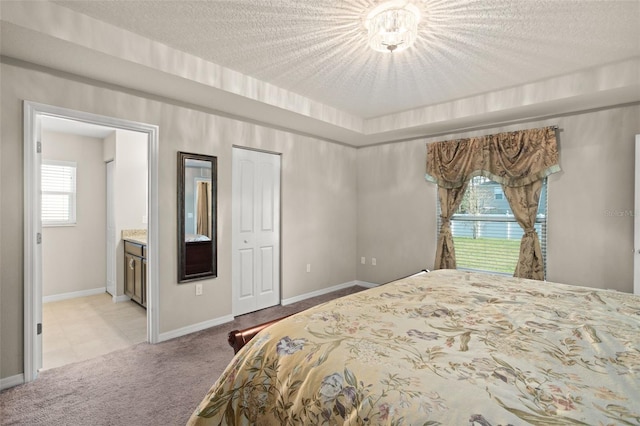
[435,184,468,270]
[196,181,211,238]
[426,126,560,280]
[503,181,544,280]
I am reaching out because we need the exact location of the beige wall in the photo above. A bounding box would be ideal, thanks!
[113,129,148,297]
[41,131,107,297]
[356,141,437,283]
[0,62,357,379]
[545,106,639,289]
[357,104,640,291]
[103,129,147,298]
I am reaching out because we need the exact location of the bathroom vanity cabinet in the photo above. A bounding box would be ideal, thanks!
[124,240,146,308]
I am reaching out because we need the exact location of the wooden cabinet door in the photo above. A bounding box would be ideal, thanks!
[132,256,143,305]
[125,253,143,305]
[141,258,147,307]
[125,253,136,299]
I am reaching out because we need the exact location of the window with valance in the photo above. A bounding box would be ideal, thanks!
[425,126,560,280]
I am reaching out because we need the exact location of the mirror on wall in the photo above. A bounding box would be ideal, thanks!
[178,151,217,282]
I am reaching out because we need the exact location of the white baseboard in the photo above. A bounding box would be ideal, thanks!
[158,314,234,343]
[156,280,379,343]
[281,280,362,306]
[112,294,131,303]
[356,280,379,288]
[43,287,106,303]
[0,373,24,391]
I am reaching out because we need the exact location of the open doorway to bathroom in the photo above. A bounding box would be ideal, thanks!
[24,102,159,383]
[39,117,148,370]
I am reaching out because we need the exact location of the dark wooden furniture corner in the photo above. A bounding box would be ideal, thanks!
[227,315,292,354]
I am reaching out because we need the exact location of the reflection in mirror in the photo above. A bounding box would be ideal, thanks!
[178,152,217,282]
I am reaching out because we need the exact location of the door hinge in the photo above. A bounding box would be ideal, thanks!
[37,323,42,335]
[36,141,42,153]
[37,233,42,244]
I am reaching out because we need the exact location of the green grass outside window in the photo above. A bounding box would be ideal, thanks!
[453,237,521,274]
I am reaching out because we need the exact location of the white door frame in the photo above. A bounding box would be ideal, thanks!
[106,160,116,296]
[23,101,160,383]
[634,134,640,296]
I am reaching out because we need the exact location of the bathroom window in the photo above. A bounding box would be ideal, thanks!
[41,160,77,226]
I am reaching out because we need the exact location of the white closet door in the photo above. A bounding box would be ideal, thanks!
[232,148,281,315]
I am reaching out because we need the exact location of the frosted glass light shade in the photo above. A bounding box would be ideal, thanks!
[365,2,420,53]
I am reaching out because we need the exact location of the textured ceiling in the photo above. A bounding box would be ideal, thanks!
[53,0,640,119]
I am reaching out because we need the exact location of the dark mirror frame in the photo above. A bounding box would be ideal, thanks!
[177,151,217,283]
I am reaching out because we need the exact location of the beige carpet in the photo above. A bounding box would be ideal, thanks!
[0,286,366,426]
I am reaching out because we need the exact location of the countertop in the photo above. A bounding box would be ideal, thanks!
[122,229,147,246]
[123,236,147,245]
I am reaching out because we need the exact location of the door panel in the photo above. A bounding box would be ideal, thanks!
[260,246,274,294]
[239,248,254,299]
[239,160,254,233]
[259,162,274,231]
[232,148,281,315]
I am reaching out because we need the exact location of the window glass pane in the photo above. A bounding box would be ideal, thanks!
[42,164,75,192]
[457,176,511,215]
[42,194,71,222]
[438,177,548,277]
[41,160,76,225]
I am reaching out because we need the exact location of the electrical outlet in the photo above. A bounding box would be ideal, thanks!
[195,283,203,296]
[306,264,311,273]
[372,258,377,266]
[361,257,366,264]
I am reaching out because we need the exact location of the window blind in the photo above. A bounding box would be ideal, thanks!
[41,160,77,225]
[437,177,548,277]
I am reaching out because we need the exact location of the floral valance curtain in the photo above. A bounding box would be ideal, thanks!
[426,126,560,188]
[426,126,560,280]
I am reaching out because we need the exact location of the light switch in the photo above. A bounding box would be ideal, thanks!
[372,258,377,266]
[361,257,366,264]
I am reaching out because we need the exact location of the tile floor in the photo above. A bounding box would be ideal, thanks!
[42,292,146,370]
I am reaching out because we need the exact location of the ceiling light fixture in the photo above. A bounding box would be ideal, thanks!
[365,1,420,53]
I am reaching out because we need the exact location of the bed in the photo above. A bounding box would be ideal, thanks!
[188,269,640,425]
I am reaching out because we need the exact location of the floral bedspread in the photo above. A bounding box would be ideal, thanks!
[188,270,640,425]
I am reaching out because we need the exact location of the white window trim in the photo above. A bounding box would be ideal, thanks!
[41,159,77,227]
